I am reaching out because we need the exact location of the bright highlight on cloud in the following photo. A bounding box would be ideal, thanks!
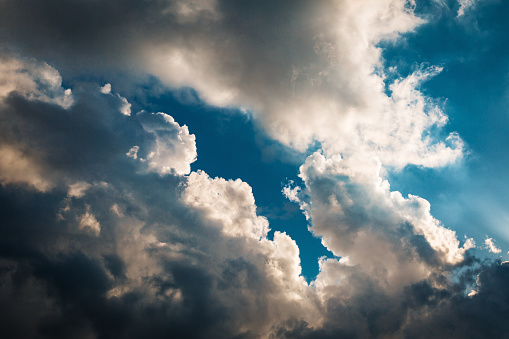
[485,236,502,254]
[457,0,478,17]
[0,0,508,338]
[143,0,462,170]
[99,83,131,115]
[137,112,197,175]
[0,56,73,108]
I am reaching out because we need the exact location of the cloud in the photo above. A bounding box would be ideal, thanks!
[99,83,131,115]
[457,0,478,17]
[136,112,197,175]
[0,55,73,108]
[0,145,53,192]
[0,0,461,170]
[118,95,132,116]
[68,181,92,198]
[401,261,509,338]
[1,2,508,338]
[0,56,505,338]
[126,145,140,160]
[183,170,269,239]
[300,152,473,265]
[282,181,301,204]
[100,83,112,94]
[0,56,74,191]
[485,236,502,254]
[0,55,312,337]
[286,150,476,316]
[138,0,462,171]
[79,204,101,236]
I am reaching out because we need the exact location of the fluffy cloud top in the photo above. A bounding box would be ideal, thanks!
[140,0,462,170]
[0,0,461,169]
[183,170,269,239]
[0,56,73,108]
[137,112,197,175]
[485,236,502,254]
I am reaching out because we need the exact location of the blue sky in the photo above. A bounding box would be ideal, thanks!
[1,0,509,338]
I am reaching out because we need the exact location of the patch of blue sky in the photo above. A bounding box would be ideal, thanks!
[144,86,334,282]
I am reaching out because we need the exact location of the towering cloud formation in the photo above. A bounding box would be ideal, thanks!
[0,0,508,338]
[137,112,197,175]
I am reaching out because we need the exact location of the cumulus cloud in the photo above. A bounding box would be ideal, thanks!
[100,83,112,94]
[0,76,315,335]
[282,181,301,204]
[485,236,502,254]
[126,145,140,159]
[293,151,474,302]
[118,95,132,116]
[183,170,270,239]
[0,1,508,338]
[138,0,463,171]
[0,55,73,108]
[0,0,461,170]
[136,112,197,175]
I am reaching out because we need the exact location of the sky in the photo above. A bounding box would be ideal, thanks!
[1,0,509,338]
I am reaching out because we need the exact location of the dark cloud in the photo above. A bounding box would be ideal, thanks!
[272,261,509,339]
[0,76,304,338]
[401,261,509,339]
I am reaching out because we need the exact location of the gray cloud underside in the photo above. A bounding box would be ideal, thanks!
[1,1,508,338]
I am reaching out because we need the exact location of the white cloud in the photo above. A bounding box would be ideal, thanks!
[457,0,478,17]
[126,146,139,159]
[282,181,301,203]
[0,55,73,108]
[294,151,473,294]
[183,170,269,239]
[100,83,112,94]
[350,66,464,169]
[141,0,462,172]
[137,112,197,175]
[179,169,319,333]
[118,95,131,116]
[485,236,502,253]
[78,205,101,236]
[68,181,91,198]
[0,2,497,337]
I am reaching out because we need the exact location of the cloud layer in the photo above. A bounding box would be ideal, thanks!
[0,1,508,338]
[0,0,462,166]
